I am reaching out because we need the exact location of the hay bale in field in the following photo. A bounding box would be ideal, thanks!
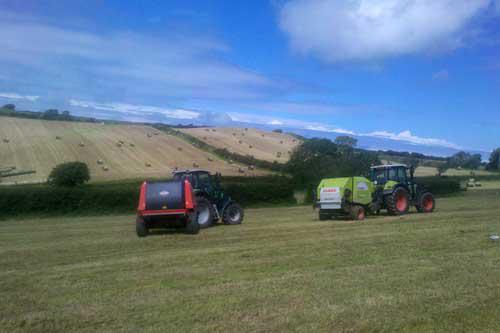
[79,142,85,147]
[261,134,265,138]
[118,140,124,144]
[244,128,248,131]
[276,152,282,158]
[102,166,109,172]
[3,138,10,143]
[232,133,237,136]
[238,168,245,174]
[177,147,183,152]
[205,128,210,132]
[193,162,199,168]
[203,136,208,140]
[129,143,135,147]
[248,165,255,170]
[238,140,243,144]
[249,145,253,149]
[207,157,214,162]
[55,136,62,140]
[212,129,217,132]
[228,160,234,164]
[154,133,159,136]
[97,159,104,165]
[292,139,297,142]
[147,133,152,138]
[280,140,284,144]
[145,162,152,167]
[115,142,123,147]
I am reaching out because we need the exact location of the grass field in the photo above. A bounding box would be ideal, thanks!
[0,118,269,184]
[179,127,300,163]
[2,188,500,332]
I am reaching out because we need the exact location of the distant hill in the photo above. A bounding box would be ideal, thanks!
[179,127,301,163]
[0,118,269,184]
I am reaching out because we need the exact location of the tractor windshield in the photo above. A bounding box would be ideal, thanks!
[372,168,386,183]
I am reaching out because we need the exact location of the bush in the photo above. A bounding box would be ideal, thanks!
[417,177,462,195]
[0,176,296,218]
[48,162,90,187]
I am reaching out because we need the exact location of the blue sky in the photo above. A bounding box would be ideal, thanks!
[0,0,499,153]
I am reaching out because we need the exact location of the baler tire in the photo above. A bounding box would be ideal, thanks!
[195,196,214,229]
[416,192,435,213]
[223,203,244,225]
[318,210,330,221]
[185,212,200,234]
[350,205,366,221]
[386,187,410,215]
[136,216,148,237]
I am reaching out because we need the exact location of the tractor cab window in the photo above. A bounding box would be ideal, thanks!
[387,167,407,183]
[372,169,386,183]
[197,173,212,191]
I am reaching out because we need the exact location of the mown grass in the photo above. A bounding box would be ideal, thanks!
[1,189,500,332]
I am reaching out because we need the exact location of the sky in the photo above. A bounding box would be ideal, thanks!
[0,0,499,153]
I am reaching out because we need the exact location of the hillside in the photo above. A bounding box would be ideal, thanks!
[179,127,300,163]
[0,118,268,184]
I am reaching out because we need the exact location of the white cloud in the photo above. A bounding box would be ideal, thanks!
[268,120,284,125]
[362,130,461,149]
[432,69,450,81]
[279,0,496,62]
[69,99,200,120]
[0,92,39,101]
[0,12,279,101]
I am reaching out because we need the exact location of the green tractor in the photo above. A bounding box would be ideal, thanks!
[315,164,435,221]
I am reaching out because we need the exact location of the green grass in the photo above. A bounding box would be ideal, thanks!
[2,189,500,332]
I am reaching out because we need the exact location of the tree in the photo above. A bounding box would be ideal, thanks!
[41,109,59,120]
[286,138,380,186]
[48,162,90,187]
[1,104,16,111]
[487,148,500,171]
[437,163,448,176]
[334,136,357,148]
[447,151,481,170]
[60,110,72,121]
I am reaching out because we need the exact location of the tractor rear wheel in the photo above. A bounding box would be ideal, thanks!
[350,205,366,221]
[223,203,244,225]
[136,216,148,237]
[185,212,200,234]
[416,192,435,213]
[386,187,410,215]
[195,197,214,229]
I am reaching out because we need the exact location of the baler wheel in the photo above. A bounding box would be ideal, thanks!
[416,192,435,213]
[185,212,200,234]
[136,216,148,237]
[351,205,366,221]
[386,187,410,215]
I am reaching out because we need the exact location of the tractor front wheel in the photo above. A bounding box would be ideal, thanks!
[416,192,435,213]
[223,203,244,225]
[195,197,215,229]
[386,187,410,215]
[136,216,148,237]
[350,205,366,221]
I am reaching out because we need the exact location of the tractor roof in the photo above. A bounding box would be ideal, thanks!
[370,163,407,169]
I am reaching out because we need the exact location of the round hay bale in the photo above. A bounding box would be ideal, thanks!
[276,152,282,158]
[232,133,237,136]
[248,165,255,170]
[79,142,85,147]
[212,129,217,132]
[177,147,183,152]
[228,160,234,164]
[249,145,253,149]
[205,128,210,132]
[102,166,109,172]
[145,162,152,167]
[238,168,245,174]
[280,140,284,144]
[55,136,62,140]
[3,138,10,143]
[192,162,199,168]
[203,136,208,140]
[115,142,122,147]
[97,159,104,165]
[129,143,135,147]
[208,157,214,162]
[147,133,152,138]
[238,140,243,144]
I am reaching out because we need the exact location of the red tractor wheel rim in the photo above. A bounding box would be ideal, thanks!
[423,196,434,211]
[358,209,365,220]
[396,193,407,212]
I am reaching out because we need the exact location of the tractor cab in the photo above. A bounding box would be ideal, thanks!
[370,164,414,186]
[173,169,222,195]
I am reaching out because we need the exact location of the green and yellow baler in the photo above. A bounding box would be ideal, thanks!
[315,164,436,221]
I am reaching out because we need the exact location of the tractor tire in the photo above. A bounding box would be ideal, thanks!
[185,212,200,234]
[136,216,148,237]
[350,205,366,221]
[416,192,435,213]
[223,203,244,225]
[386,187,410,215]
[195,196,214,229]
[318,210,330,221]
